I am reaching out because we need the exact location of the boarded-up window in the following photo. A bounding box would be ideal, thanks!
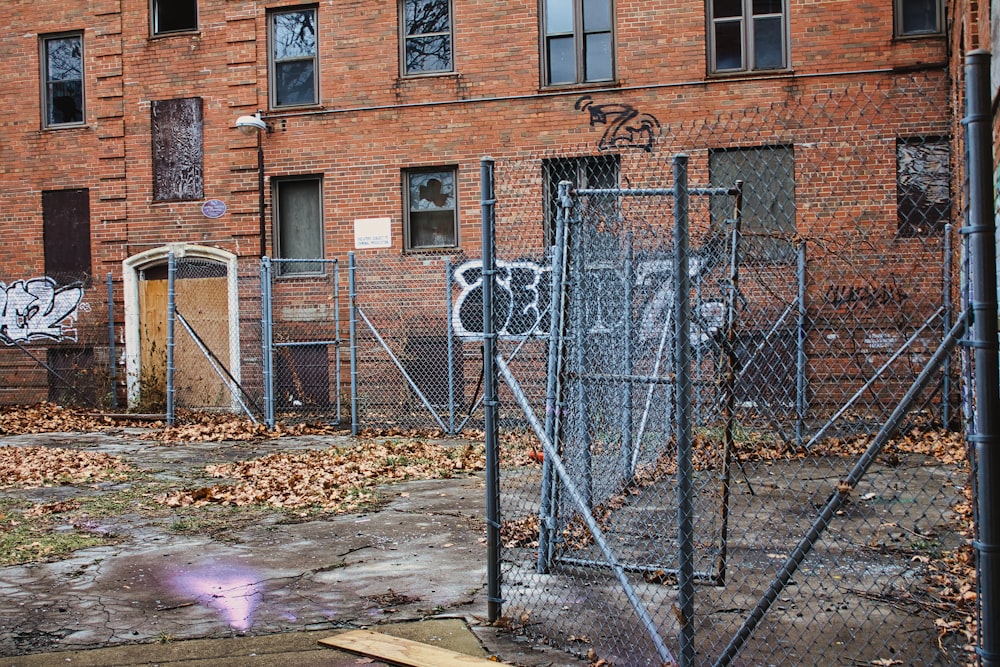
[711,145,796,263]
[275,344,330,408]
[152,98,204,201]
[897,137,950,236]
[43,188,91,284]
[274,176,324,275]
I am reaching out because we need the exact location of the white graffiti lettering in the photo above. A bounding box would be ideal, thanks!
[453,258,725,347]
[0,277,84,345]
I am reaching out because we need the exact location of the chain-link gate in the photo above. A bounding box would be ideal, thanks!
[485,70,972,667]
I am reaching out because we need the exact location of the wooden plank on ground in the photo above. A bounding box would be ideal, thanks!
[319,629,506,666]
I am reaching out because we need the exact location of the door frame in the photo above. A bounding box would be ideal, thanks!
[122,244,241,409]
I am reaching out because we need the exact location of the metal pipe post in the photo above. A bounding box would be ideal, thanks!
[965,49,1000,667]
[673,154,695,666]
[446,258,455,436]
[260,257,275,429]
[166,252,176,426]
[481,157,502,623]
[106,273,117,409]
[349,253,359,435]
[538,180,571,572]
[796,241,808,448]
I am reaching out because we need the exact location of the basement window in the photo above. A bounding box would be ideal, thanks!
[152,0,198,35]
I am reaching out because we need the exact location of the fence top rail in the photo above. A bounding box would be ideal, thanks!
[574,186,740,197]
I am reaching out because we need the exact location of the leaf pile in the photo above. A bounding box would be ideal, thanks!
[154,440,485,512]
[0,403,130,435]
[0,446,132,489]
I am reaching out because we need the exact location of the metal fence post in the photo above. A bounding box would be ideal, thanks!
[796,241,808,448]
[349,252,359,436]
[481,156,502,623]
[106,272,117,409]
[965,48,1000,667]
[260,256,275,429]
[166,252,176,426]
[673,153,695,667]
[446,257,455,436]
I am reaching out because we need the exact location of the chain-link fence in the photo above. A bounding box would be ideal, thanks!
[485,71,974,666]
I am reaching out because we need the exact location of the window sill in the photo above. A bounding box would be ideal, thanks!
[41,122,90,132]
[539,79,619,93]
[398,70,460,81]
[705,68,793,80]
[149,30,201,40]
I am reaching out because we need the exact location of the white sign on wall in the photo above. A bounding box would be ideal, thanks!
[354,217,392,249]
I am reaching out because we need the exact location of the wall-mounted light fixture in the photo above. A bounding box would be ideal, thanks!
[234,111,272,256]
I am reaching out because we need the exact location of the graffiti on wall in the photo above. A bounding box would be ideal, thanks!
[824,284,909,311]
[452,257,725,347]
[575,95,661,153]
[0,277,84,345]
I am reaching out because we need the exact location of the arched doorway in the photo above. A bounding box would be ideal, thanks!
[122,245,241,410]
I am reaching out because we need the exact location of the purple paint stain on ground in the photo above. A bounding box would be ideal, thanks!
[171,564,263,630]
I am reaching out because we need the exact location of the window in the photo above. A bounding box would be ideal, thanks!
[151,98,204,201]
[897,137,950,236]
[41,33,84,127]
[894,0,942,36]
[708,0,787,74]
[274,177,324,275]
[43,189,91,284]
[401,0,453,74]
[270,7,318,108]
[543,155,619,245]
[542,0,614,86]
[404,168,458,249]
[709,146,796,262]
[152,0,198,35]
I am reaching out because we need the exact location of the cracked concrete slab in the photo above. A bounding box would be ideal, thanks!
[0,430,587,666]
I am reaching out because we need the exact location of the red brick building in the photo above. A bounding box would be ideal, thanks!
[0,0,961,411]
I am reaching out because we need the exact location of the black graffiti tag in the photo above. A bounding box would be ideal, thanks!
[576,95,662,153]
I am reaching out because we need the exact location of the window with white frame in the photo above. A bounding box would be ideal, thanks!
[41,33,84,128]
[708,0,787,74]
[269,7,318,108]
[274,176,324,275]
[401,0,453,75]
[541,0,614,86]
[152,0,198,35]
[894,0,942,37]
[404,168,458,249]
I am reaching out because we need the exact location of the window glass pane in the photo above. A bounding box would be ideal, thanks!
[584,33,612,81]
[273,11,316,60]
[153,0,198,33]
[408,171,456,248]
[405,0,450,35]
[275,61,316,106]
[547,36,575,83]
[405,35,452,73]
[752,16,783,69]
[752,0,782,15]
[714,21,743,70]
[901,0,939,34]
[583,0,611,32]
[713,0,743,19]
[45,36,83,125]
[277,179,322,274]
[545,0,575,34]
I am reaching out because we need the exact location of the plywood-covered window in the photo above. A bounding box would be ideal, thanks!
[42,188,91,284]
